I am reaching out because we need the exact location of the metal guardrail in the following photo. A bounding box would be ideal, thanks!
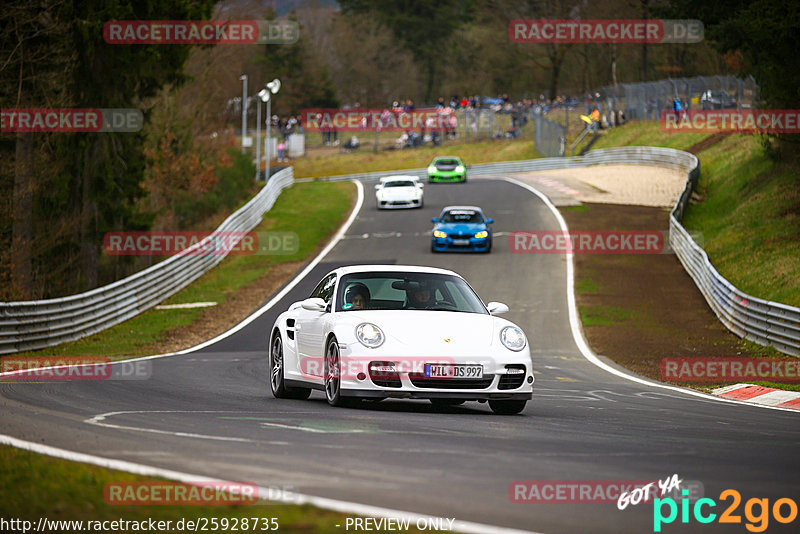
[0,168,295,355]
[305,147,799,357]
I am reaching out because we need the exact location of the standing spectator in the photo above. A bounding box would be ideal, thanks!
[277,140,286,162]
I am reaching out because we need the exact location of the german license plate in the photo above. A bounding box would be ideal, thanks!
[452,239,470,245]
[424,364,483,379]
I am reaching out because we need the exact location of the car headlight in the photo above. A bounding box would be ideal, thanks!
[500,326,526,351]
[455,165,465,173]
[433,230,447,238]
[356,323,385,348]
[427,166,437,173]
[474,230,488,239]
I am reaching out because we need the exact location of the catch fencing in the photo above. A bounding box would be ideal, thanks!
[533,113,566,157]
[0,168,295,355]
[596,75,759,121]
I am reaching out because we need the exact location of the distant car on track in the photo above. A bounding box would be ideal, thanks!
[374,175,424,209]
[268,265,532,414]
[431,206,493,253]
[427,156,466,183]
[700,90,736,110]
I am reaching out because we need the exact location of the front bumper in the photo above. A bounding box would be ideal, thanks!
[377,197,422,209]
[342,389,532,400]
[428,171,465,182]
[432,235,490,252]
[336,357,533,400]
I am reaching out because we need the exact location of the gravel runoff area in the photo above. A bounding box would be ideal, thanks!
[513,164,688,207]
[515,164,793,394]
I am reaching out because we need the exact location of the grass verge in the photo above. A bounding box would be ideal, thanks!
[292,137,540,178]
[679,135,800,307]
[0,445,429,533]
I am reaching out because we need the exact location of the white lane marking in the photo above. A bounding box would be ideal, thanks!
[85,411,257,443]
[0,433,546,534]
[260,422,373,434]
[0,180,366,378]
[503,176,798,414]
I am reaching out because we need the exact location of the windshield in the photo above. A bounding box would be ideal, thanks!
[440,210,483,223]
[336,272,488,314]
[384,180,416,188]
[435,159,460,166]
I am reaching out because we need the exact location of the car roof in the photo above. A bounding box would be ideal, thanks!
[432,156,462,161]
[379,175,419,183]
[331,264,461,277]
[440,205,483,213]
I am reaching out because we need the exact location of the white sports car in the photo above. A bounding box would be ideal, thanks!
[268,265,533,414]
[374,175,424,209]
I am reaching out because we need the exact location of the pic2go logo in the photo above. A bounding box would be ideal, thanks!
[653,489,798,532]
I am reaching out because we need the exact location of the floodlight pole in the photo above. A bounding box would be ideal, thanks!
[239,75,248,154]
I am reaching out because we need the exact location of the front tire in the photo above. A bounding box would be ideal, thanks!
[489,399,527,415]
[270,333,311,400]
[324,337,356,407]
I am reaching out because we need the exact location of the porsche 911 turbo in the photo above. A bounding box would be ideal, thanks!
[269,265,533,414]
[374,175,424,209]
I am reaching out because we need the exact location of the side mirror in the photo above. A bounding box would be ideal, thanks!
[301,297,327,312]
[431,218,438,223]
[374,184,381,190]
[487,302,509,315]
[418,183,424,188]
[486,218,494,224]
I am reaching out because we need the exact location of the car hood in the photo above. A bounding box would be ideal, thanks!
[434,163,459,171]
[378,186,419,199]
[341,310,495,348]
[435,222,487,233]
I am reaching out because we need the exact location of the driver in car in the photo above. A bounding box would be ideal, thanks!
[345,283,370,310]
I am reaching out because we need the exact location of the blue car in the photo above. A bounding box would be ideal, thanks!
[431,205,493,253]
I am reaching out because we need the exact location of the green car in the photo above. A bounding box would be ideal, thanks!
[427,156,466,183]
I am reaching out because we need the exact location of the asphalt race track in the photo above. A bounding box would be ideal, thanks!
[2,177,798,534]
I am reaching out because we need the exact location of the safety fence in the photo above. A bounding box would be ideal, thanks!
[0,168,295,355]
[596,75,759,121]
[534,113,566,157]
[304,147,800,357]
